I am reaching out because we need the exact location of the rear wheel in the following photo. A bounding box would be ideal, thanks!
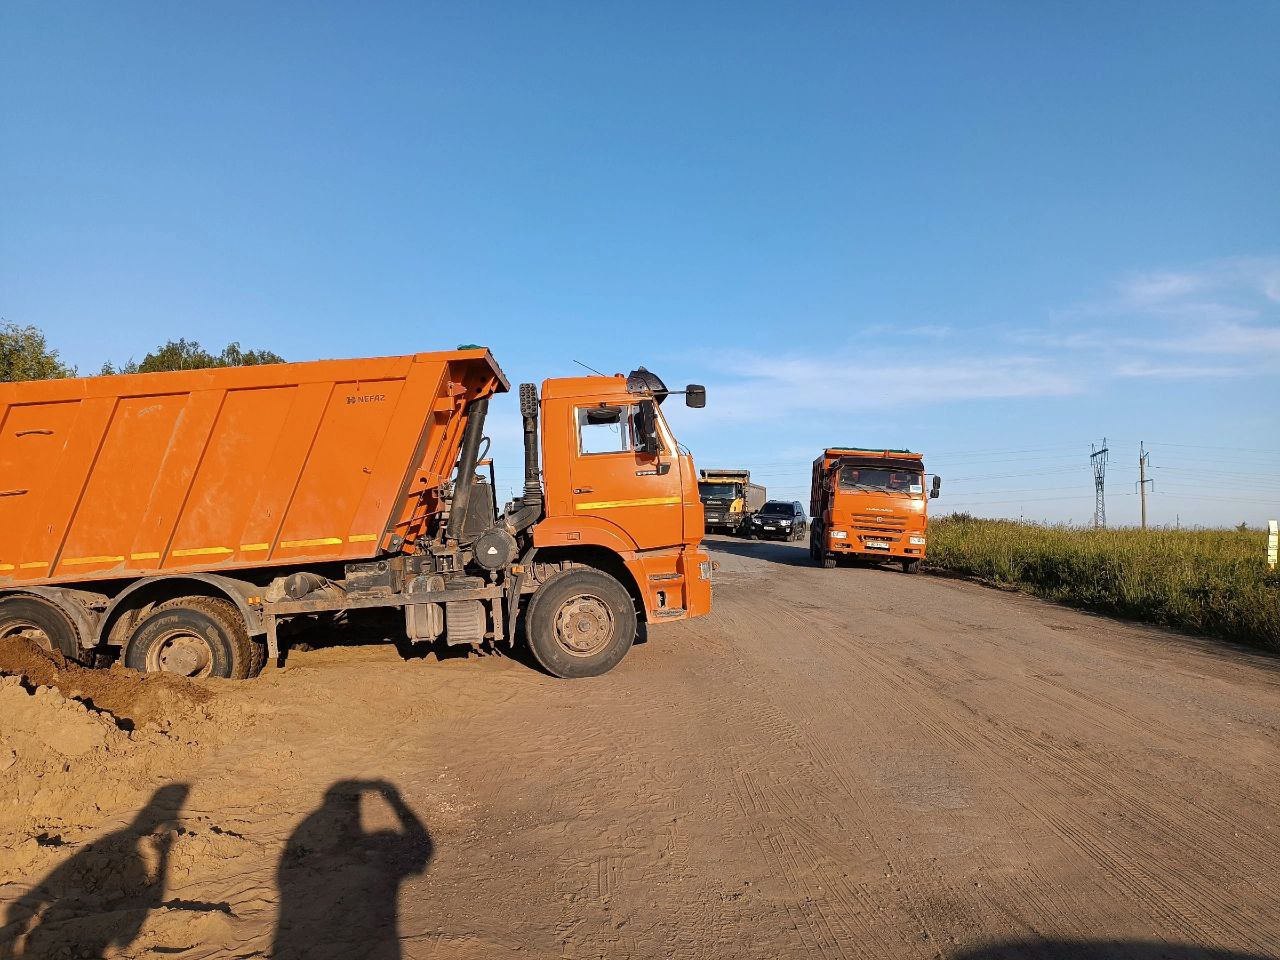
[525,569,636,679]
[0,595,81,659]
[123,596,262,679]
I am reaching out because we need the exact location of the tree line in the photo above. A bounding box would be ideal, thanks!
[0,321,283,383]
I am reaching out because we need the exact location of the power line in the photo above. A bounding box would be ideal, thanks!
[944,494,1093,506]
[1144,440,1280,456]
[945,467,1088,482]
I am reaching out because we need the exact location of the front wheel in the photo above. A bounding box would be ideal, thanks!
[525,569,637,678]
[900,559,921,575]
[810,535,836,568]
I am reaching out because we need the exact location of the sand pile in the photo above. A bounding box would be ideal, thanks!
[0,639,233,883]
[0,636,215,729]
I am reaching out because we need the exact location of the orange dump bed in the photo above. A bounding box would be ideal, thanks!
[0,350,507,587]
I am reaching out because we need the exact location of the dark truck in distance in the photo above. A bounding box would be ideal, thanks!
[698,469,767,536]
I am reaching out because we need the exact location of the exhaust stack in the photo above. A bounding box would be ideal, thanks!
[520,383,542,509]
[446,396,489,543]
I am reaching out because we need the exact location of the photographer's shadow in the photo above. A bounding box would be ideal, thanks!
[273,779,433,960]
[0,783,189,959]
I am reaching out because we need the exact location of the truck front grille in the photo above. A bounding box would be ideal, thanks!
[850,514,907,536]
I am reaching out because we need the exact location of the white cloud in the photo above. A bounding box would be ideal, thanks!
[1119,270,1207,305]
[690,352,1080,425]
[1034,255,1280,376]
[1113,360,1246,379]
[665,254,1279,433]
[1117,255,1280,306]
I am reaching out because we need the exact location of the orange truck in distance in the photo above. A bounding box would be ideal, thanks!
[0,349,712,679]
[809,447,940,573]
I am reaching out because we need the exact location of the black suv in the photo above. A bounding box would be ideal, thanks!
[749,501,808,542]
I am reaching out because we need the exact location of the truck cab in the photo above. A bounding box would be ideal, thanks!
[697,469,765,536]
[809,448,940,573]
[534,372,712,629]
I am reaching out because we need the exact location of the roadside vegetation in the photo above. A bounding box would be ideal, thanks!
[928,515,1280,652]
[1,320,281,382]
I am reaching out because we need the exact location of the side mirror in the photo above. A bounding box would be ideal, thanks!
[684,384,706,409]
[635,401,660,456]
[931,476,942,499]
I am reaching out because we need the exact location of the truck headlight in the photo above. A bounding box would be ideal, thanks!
[909,536,926,545]
[830,531,847,540]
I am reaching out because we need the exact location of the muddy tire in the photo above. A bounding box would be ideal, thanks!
[124,596,262,679]
[0,595,82,660]
[525,569,636,679]
[810,533,837,568]
[901,559,921,575]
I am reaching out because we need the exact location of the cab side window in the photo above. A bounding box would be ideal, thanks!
[577,405,638,455]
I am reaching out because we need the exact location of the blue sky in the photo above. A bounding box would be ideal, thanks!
[2,1,1277,526]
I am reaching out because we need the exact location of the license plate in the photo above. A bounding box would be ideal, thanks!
[865,541,889,551]
[763,525,776,529]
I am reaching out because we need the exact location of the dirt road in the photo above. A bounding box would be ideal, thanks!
[2,536,1278,959]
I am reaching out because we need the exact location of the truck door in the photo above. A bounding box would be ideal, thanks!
[569,401,684,550]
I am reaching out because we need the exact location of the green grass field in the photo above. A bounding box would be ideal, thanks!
[927,516,1280,652]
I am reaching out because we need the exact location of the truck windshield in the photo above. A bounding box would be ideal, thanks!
[699,482,738,498]
[837,466,923,495]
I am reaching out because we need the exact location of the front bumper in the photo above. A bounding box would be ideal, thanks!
[826,531,925,559]
[630,545,713,622]
[704,512,744,530]
[751,524,797,540]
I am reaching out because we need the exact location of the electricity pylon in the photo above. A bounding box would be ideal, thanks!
[1091,438,1109,529]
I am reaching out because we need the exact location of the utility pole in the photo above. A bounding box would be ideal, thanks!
[1091,438,1109,529]
[1137,441,1153,530]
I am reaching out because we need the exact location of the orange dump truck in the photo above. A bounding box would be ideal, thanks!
[0,349,712,679]
[809,447,940,573]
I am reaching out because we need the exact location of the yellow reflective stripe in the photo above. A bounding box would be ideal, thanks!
[130,552,160,561]
[348,534,378,543]
[575,496,682,510]
[20,561,48,569]
[63,555,125,566]
[280,537,344,549]
[241,543,270,552]
[0,564,13,572]
[172,546,234,558]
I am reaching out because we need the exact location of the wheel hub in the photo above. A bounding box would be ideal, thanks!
[150,630,214,677]
[553,595,614,657]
